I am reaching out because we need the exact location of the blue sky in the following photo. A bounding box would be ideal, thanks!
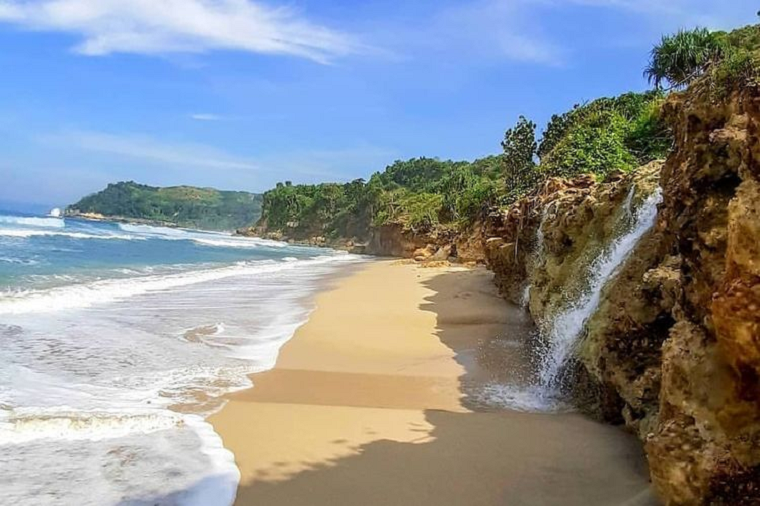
[0,0,756,209]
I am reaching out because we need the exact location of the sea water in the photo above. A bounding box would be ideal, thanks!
[0,211,362,505]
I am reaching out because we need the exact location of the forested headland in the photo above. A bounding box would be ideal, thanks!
[66,181,263,231]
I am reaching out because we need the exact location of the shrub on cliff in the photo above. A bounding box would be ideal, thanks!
[538,92,670,179]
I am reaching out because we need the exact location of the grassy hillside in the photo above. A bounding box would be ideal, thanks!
[67,181,263,231]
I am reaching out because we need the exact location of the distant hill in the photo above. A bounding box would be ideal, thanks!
[66,181,263,231]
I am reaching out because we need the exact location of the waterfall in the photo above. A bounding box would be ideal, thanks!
[537,187,662,392]
[478,186,661,412]
[521,204,551,308]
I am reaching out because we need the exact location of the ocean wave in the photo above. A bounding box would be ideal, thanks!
[0,256,39,265]
[0,229,141,241]
[118,222,288,249]
[0,215,64,228]
[118,223,188,237]
[0,254,360,315]
[190,237,284,249]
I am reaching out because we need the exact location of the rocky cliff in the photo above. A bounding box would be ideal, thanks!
[482,85,760,504]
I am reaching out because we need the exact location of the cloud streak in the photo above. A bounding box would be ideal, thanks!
[190,113,223,121]
[0,0,358,63]
[39,130,398,183]
[47,130,262,171]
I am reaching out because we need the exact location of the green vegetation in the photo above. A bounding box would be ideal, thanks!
[709,25,760,96]
[502,116,539,203]
[644,25,760,96]
[67,181,263,231]
[260,157,504,239]
[259,89,669,240]
[538,91,670,179]
[255,23,759,245]
[644,28,725,89]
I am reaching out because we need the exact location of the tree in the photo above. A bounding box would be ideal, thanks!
[501,116,538,195]
[644,28,725,89]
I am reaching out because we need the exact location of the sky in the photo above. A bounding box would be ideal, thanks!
[0,0,757,210]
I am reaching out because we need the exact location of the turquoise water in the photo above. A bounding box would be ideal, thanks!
[0,213,314,290]
[0,211,362,505]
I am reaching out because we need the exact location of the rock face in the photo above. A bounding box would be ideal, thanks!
[483,166,660,316]
[484,86,760,504]
[643,86,760,505]
[241,218,457,259]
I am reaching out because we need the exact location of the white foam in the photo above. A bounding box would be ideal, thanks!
[118,223,288,249]
[0,254,358,315]
[0,408,183,444]
[477,383,571,413]
[0,229,140,240]
[182,416,240,506]
[0,215,64,228]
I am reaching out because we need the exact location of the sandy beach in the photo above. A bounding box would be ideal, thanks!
[210,260,657,506]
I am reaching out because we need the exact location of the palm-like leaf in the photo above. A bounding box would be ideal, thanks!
[644,28,725,89]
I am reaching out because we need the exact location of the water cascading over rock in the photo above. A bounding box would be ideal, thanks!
[481,162,663,411]
[537,187,662,394]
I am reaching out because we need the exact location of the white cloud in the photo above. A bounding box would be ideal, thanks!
[190,113,223,121]
[47,130,262,171]
[0,0,358,63]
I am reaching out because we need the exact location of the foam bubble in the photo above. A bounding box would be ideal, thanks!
[0,409,183,444]
[475,383,572,413]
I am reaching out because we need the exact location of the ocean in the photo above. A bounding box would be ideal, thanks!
[0,210,362,505]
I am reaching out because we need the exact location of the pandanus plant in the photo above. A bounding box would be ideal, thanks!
[644,28,725,89]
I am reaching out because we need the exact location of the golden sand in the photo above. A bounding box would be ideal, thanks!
[210,261,657,505]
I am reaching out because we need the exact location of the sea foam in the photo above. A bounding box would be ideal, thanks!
[0,215,64,228]
[0,214,363,505]
[0,255,354,315]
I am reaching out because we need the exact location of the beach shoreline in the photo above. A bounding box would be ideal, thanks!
[210,260,657,506]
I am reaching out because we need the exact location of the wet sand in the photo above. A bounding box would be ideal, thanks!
[210,261,657,506]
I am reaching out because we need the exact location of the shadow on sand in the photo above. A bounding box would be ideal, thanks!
[132,267,658,506]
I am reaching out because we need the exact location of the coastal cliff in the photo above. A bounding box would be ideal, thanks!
[480,85,760,504]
